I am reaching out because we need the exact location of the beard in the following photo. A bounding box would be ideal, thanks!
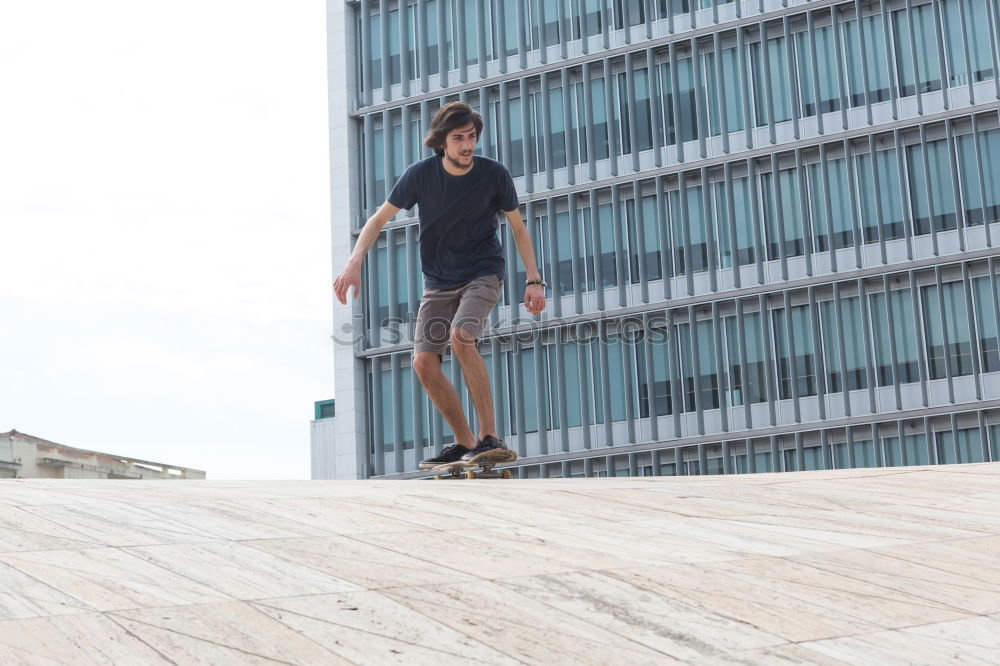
[445,150,473,171]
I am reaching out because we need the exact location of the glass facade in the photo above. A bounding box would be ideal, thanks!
[336,0,1000,478]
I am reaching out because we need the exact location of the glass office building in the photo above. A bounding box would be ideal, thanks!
[324,0,1000,479]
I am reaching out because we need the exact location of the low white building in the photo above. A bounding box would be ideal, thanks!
[0,430,205,479]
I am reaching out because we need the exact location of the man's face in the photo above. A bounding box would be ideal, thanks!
[443,122,478,169]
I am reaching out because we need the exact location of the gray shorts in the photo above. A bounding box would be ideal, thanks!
[413,275,503,357]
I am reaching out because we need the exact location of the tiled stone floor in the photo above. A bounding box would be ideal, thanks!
[0,464,998,664]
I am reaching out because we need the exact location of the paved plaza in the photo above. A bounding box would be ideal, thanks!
[0,464,998,664]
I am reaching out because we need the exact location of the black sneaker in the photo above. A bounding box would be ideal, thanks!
[461,435,508,463]
[419,444,471,470]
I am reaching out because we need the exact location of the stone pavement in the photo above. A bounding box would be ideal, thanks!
[0,464,998,665]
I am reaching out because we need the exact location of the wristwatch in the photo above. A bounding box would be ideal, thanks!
[525,278,547,288]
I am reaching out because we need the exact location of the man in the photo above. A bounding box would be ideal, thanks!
[334,101,546,470]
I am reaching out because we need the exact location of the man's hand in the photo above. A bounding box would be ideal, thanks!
[333,262,362,305]
[525,283,546,315]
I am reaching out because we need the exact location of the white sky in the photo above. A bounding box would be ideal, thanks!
[0,1,334,479]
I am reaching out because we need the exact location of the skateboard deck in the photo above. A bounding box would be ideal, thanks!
[428,449,518,480]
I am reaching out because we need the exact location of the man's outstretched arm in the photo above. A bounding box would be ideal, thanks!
[504,208,546,315]
[334,201,401,304]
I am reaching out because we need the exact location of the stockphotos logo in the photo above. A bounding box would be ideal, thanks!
[332,312,675,348]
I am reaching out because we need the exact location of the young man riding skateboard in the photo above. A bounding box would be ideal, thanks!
[333,101,546,470]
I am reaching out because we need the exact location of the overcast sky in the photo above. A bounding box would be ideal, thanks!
[0,2,334,479]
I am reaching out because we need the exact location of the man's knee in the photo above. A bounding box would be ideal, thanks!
[412,351,441,379]
[450,327,479,353]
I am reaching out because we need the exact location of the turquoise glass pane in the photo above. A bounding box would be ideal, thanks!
[509,97,524,177]
[722,47,744,132]
[643,196,662,281]
[774,305,816,399]
[677,57,698,143]
[768,37,792,123]
[973,276,1000,372]
[380,364,392,451]
[704,51,721,136]
[598,203,616,287]
[982,129,1000,223]
[635,68,653,151]
[904,434,929,465]
[549,86,566,169]
[591,78,609,160]
[877,149,905,239]
[426,0,440,75]
[555,211,573,296]
[520,348,538,433]
[608,341,627,421]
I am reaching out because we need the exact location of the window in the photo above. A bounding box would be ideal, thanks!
[797,24,840,116]
[843,14,891,106]
[529,92,544,174]
[596,203,616,287]
[498,0,518,57]
[615,72,631,155]
[856,148,905,242]
[509,96,524,177]
[762,167,805,260]
[369,14,382,89]
[957,129,1000,225]
[388,9,402,85]
[907,139,958,235]
[553,211,574,297]
[973,275,1000,372]
[809,156,854,252]
[642,196,662,281]
[650,326,675,415]
[634,65,654,152]
[904,433,930,465]
[549,85,567,169]
[426,0,441,76]
[373,125,385,204]
[922,281,974,379]
[571,80,587,164]
[893,5,943,96]
[942,0,996,86]
[936,428,985,464]
[724,176,755,266]
[516,347,539,433]
[676,57,699,143]
[670,184,708,274]
[749,36,792,126]
[680,320,721,411]
[375,245,389,325]
[659,62,676,146]
[591,76,610,160]
[703,50,722,137]
[577,0,603,39]
[870,289,921,386]
[562,342,582,427]
[600,341,628,421]
[774,304,817,399]
[821,296,868,392]
[729,311,769,405]
[721,46,745,132]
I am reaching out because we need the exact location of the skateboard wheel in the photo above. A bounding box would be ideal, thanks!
[465,471,476,480]
[501,470,512,479]
[433,475,443,481]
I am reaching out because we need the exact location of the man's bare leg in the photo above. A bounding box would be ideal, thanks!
[450,328,496,441]
[412,351,477,449]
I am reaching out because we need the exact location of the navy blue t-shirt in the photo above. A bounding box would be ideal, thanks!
[387,155,519,289]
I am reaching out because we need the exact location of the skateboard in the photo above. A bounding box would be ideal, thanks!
[428,449,518,480]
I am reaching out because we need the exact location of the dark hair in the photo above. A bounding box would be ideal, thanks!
[423,101,483,157]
